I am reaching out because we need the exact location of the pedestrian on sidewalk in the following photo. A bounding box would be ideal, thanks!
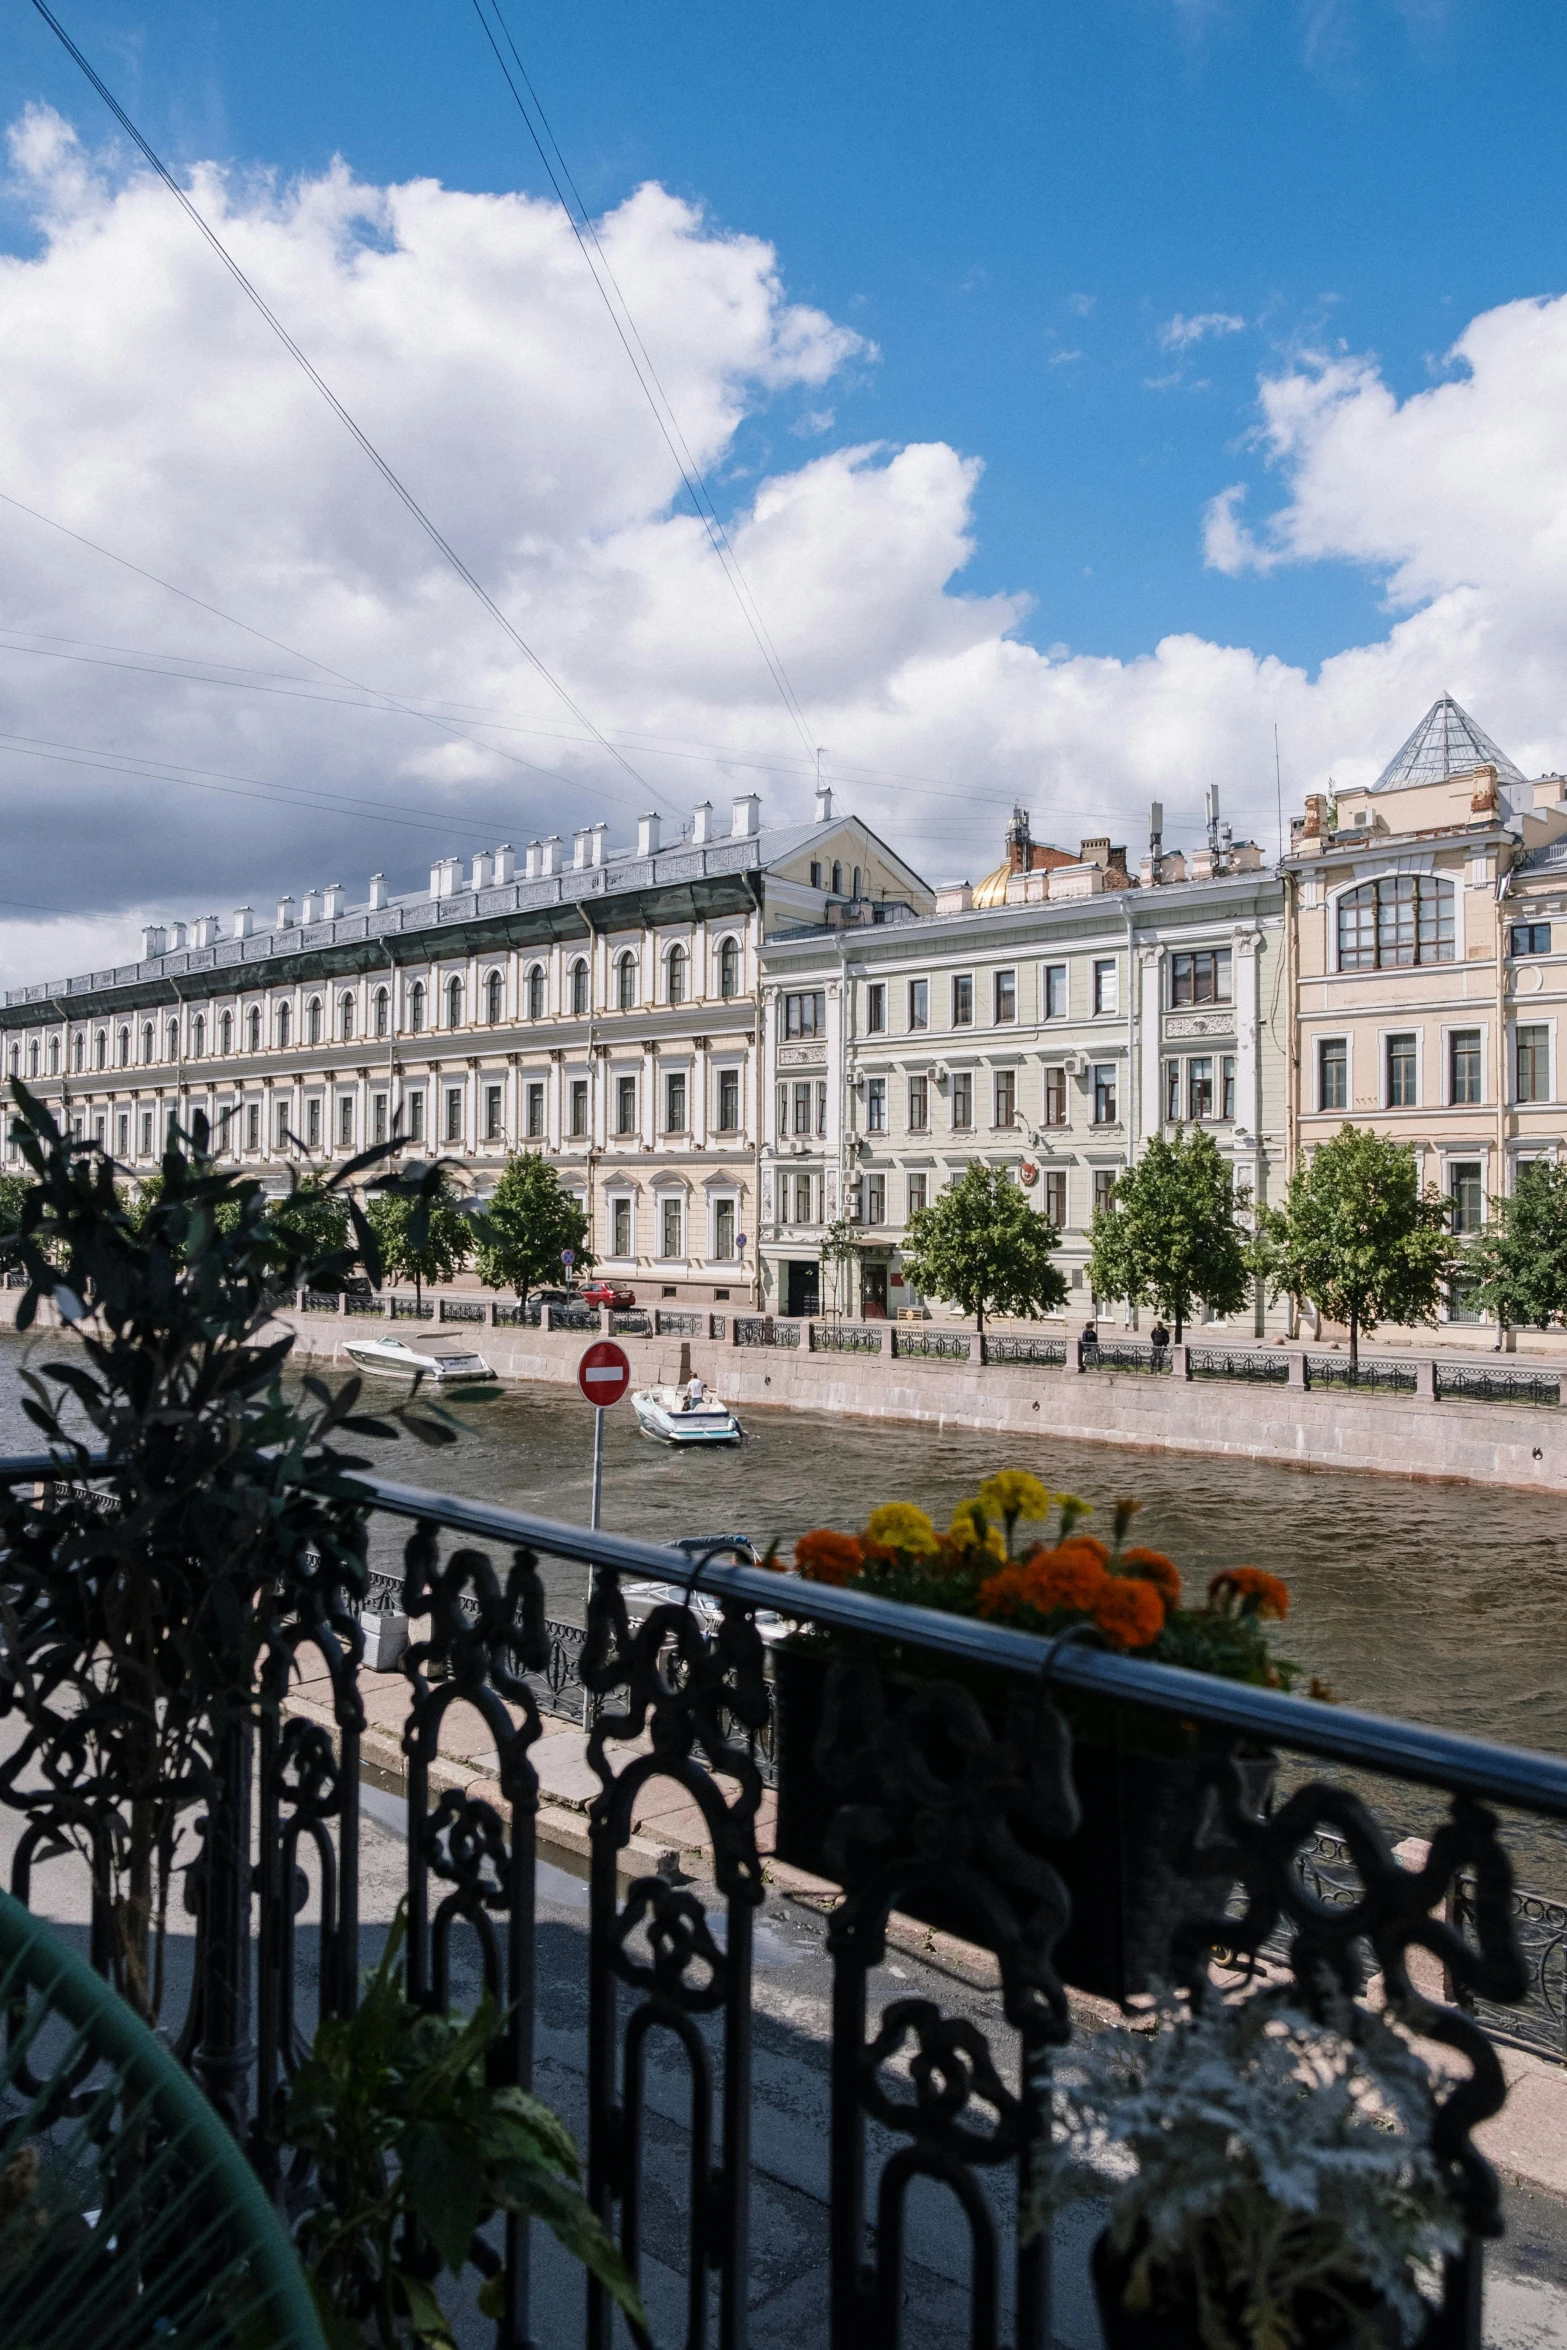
[1077,1320,1100,1371]
[1149,1318,1169,1367]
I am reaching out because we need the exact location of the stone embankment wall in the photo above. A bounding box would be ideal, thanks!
[4,1286,1561,1492]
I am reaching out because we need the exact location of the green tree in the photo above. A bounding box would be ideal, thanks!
[900,1160,1068,1332]
[1088,1127,1253,1344]
[0,1172,28,1236]
[268,1174,350,1264]
[366,1168,474,1305]
[818,1215,858,1320]
[1468,1159,1567,1333]
[470,1151,592,1302]
[1252,1124,1457,1373]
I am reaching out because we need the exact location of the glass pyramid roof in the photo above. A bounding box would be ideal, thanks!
[1370,694,1523,793]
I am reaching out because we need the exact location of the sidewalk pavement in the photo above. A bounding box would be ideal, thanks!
[284,1659,1567,2208]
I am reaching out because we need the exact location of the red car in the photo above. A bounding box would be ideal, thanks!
[579,1280,637,1309]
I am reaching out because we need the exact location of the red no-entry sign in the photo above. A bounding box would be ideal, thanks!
[577,1340,631,1409]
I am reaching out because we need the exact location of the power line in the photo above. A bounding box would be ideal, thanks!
[468,0,817,759]
[27,0,663,808]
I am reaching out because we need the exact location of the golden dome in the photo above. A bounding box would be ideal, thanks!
[972,862,1013,909]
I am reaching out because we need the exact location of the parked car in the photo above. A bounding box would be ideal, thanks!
[529,1286,574,1310]
[580,1281,637,1309]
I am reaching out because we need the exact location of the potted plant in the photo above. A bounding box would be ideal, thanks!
[1027,1984,1462,2348]
[769,1472,1310,2000]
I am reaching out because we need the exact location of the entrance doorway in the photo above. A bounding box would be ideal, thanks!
[786,1259,820,1317]
[860,1261,889,1318]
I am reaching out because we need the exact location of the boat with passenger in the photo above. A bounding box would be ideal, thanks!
[341,1332,494,1384]
[631,1380,743,1445]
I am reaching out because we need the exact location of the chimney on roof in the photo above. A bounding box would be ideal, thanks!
[1079,837,1110,869]
[368,874,388,911]
[638,813,660,857]
[732,792,761,839]
[524,841,542,880]
[142,925,167,959]
[276,896,296,929]
[169,922,188,950]
[193,915,223,948]
[301,889,323,925]
[814,783,834,823]
[233,906,254,939]
[589,822,607,866]
[692,800,714,845]
[494,845,515,883]
[429,858,461,898]
[572,828,593,872]
[540,836,562,876]
[471,851,493,890]
[323,883,345,918]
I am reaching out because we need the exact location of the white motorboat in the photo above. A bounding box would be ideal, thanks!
[342,1332,494,1384]
[621,1571,789,1647]
[631,1384,743,1445]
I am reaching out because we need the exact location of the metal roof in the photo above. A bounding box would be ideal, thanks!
[1370,695,1524,793]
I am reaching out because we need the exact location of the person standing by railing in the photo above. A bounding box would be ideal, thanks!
[1077,1319,1099,1370]
[1149,1318,1170,1370]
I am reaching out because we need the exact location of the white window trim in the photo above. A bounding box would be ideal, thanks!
[707,1189,741,1263]
[1326,868,1464,974]
[1375,1023,1423,1111]
[1092,958,1120,1018]
[1508,1013,1557,1107]
[1438,1020,1488,1110]
[1309,1030,1353,1116]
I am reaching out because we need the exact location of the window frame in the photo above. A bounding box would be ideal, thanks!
[1385,1031,1419,1110]
[1092,959,1119,1018]
[1043,963,1067,1021]
[993,969,1017,1025]
[1092,1063,1118,1126]
[951,974,974,1028]
[1336,874,1456,972]
[1318,1036,1349,1114]
[908,978,929,1032]
[1515,1023,1551,1106]
[866,982,886,1035]
[1448,1028,1483,1108]
[1168,949,1232,1007]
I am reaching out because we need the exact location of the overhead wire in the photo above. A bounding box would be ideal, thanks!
[26,0,665,809]
[467,0,818,761]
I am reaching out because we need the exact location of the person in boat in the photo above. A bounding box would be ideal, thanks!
[682,1373,705,1412]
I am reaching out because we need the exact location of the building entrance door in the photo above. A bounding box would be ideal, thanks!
[786,1260,820,1317]
[860,1261,889,1318]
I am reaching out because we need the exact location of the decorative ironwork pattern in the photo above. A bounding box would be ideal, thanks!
[492,1298,527,1325]
[1306,1354,1417,1393]
[734,1314,802,1347]
[343,1293,386,1317]
[1080,1338,1171,1374]
[439,1296,486,1324]
[655,1310,706,1336]
[1188,1345,1291,1383]
[1437,1364,1561,1408]
[892,1328,972,1360]
[610,1309,651,1336]
[389,1295,435,1322]
[983,1332,1067,1365]
[812,1321,881,1354]
[298,1289,342,1314]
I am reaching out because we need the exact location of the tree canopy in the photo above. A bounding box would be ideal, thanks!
[470,1151,592,1300]
[1468,1159,1567,1332]
[901,1160,1068,1332]
[365,1168,474,1303]
[1087,1127,1252,1344]
[1251,1124,1457,1370]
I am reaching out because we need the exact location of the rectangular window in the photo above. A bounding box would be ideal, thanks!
[445,1086,463,1142]
[665,1070,687,1132]
[1188,1058,1214,1121]
[306,1098,321,1148]
[372,1094,387,1145]
[1043,1169,1066,1230]
[1043,1065,1067,1126]
[994,1069,1016,1126]
[866,982,886,1034]
[141,1109,155,1156]
[787,1170,812,1224]
[92,1114,105,1148]
[777,1083,789,1138]
[485,1084,503,1141]
[407,1090,425,1143]
[809,859,822,889]
[792,1081,811,1136]
[1165,1060,1181,1124]
[908,979,929,1031]
[907,1075,928,1130]
[276,1099,292,1149]
[1169,949,1232,1006]
[717,1067,740,1132]
[1386,1033,1418,1109]
[816,1080,828,1136]
[1093,1168,1118,1215]
[715,1197,735,1258]
[1449,1161,1484,1236]
[907,1172,928,1217]
[994,969,1016,1024]
[1043,963,1067,1020]
[951,1071,973,1127]
[1221,1056,1236,1122]
[570,1081,589,1138]
[1092,1064,1117,1124]
[864,1173,885,1225]
[1093,959,1119,1016]
[1516,1024,1550,1104]
[1319,1038,1348,1112]
[616,1074,637,1136]
[661,1196,682,1257]
[613,1198,633,1257]
[1449,1030,1482,1106]
[526,1082,544,1139]
[952,974,973,1027]
[116,1111,129,1156]
[866,1076,887,1132]
[338,1095,354,1147]
[784,991,825,1038]
[1511,922,1551,957]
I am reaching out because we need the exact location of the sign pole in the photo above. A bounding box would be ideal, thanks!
[590,1403,605,1532]
[576,1339,631,1539]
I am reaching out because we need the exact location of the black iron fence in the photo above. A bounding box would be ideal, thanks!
[3,1454,1565,2350]
[1187,1345,1291,1384]
[1305,1353,1417,1394]
[891,1327,971,1360]
[982,1332,1067,1366]
[1436,1363,1562,1408]
[734,1315,802,1347]
[809,1321,882,1354]
[1078,1337,1171,1374]
[438,1296,487,1324]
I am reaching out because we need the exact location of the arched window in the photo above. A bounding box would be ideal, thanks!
[305,997,321,1046]
[28,1041,39,1077]
[485,969,503,1025]
[220,1009,233,1055]
[1336,874,1455,971]
[831,860,843,894]
[718,937,739,999]
[192,1013,206,1058]
[339,991,355,1042]
[71,1032,83,1073]
[527,966,544,1020]
[142,1022,155,1065]
[666,944,687,1007]
[94,1029,106,1070]
[167,1019,179,1061]
[446,976,463,1031]
[570,959,589,1017]
[409,981,426,1035]
[192,1108,210,1153]
[7,1045,17,1079]
[617,952,637,1011]
[48,1037,60,1075]
[117,1026,130,1067]
[247,1006,261,1051]
[852,866,862,900]
[276,1002,291,1048]
[374,987,389,1040]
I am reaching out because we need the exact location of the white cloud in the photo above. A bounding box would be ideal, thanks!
[1158,310,1246,351]
[1048,348,1083,367]
[2,106,1567,985]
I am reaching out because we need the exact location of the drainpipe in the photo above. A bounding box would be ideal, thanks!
[1494,854,1513,1351]
[744,870,765,1309]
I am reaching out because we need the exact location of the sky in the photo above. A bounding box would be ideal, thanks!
[3,0,1567,986]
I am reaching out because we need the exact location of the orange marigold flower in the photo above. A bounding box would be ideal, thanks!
[793,1528,865,1587]
[1091,1577,1166,1651]
[1208,1566,1289,1621]
[1118,1547,1182,1608]
[1026,1544,1109,1613]
[976,1563,1032,1620]
[1056,1533,1110,1569]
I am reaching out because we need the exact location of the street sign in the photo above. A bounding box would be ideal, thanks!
[577,1340,631,1409]
[562,1248,575,1267]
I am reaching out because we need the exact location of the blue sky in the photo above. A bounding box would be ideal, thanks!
[3,2,1567,970]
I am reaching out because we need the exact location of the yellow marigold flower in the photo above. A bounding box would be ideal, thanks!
[948,1498,1005,1558]
[977,1469,1052,1528]
[864,1502,939,1555]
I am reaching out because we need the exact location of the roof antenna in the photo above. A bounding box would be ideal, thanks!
[1204,783,1221,854]
[1274,724,1284,861]
[1148,799,1163,878]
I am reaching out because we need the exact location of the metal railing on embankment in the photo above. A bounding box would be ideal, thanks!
[2,1450,1564,2349]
